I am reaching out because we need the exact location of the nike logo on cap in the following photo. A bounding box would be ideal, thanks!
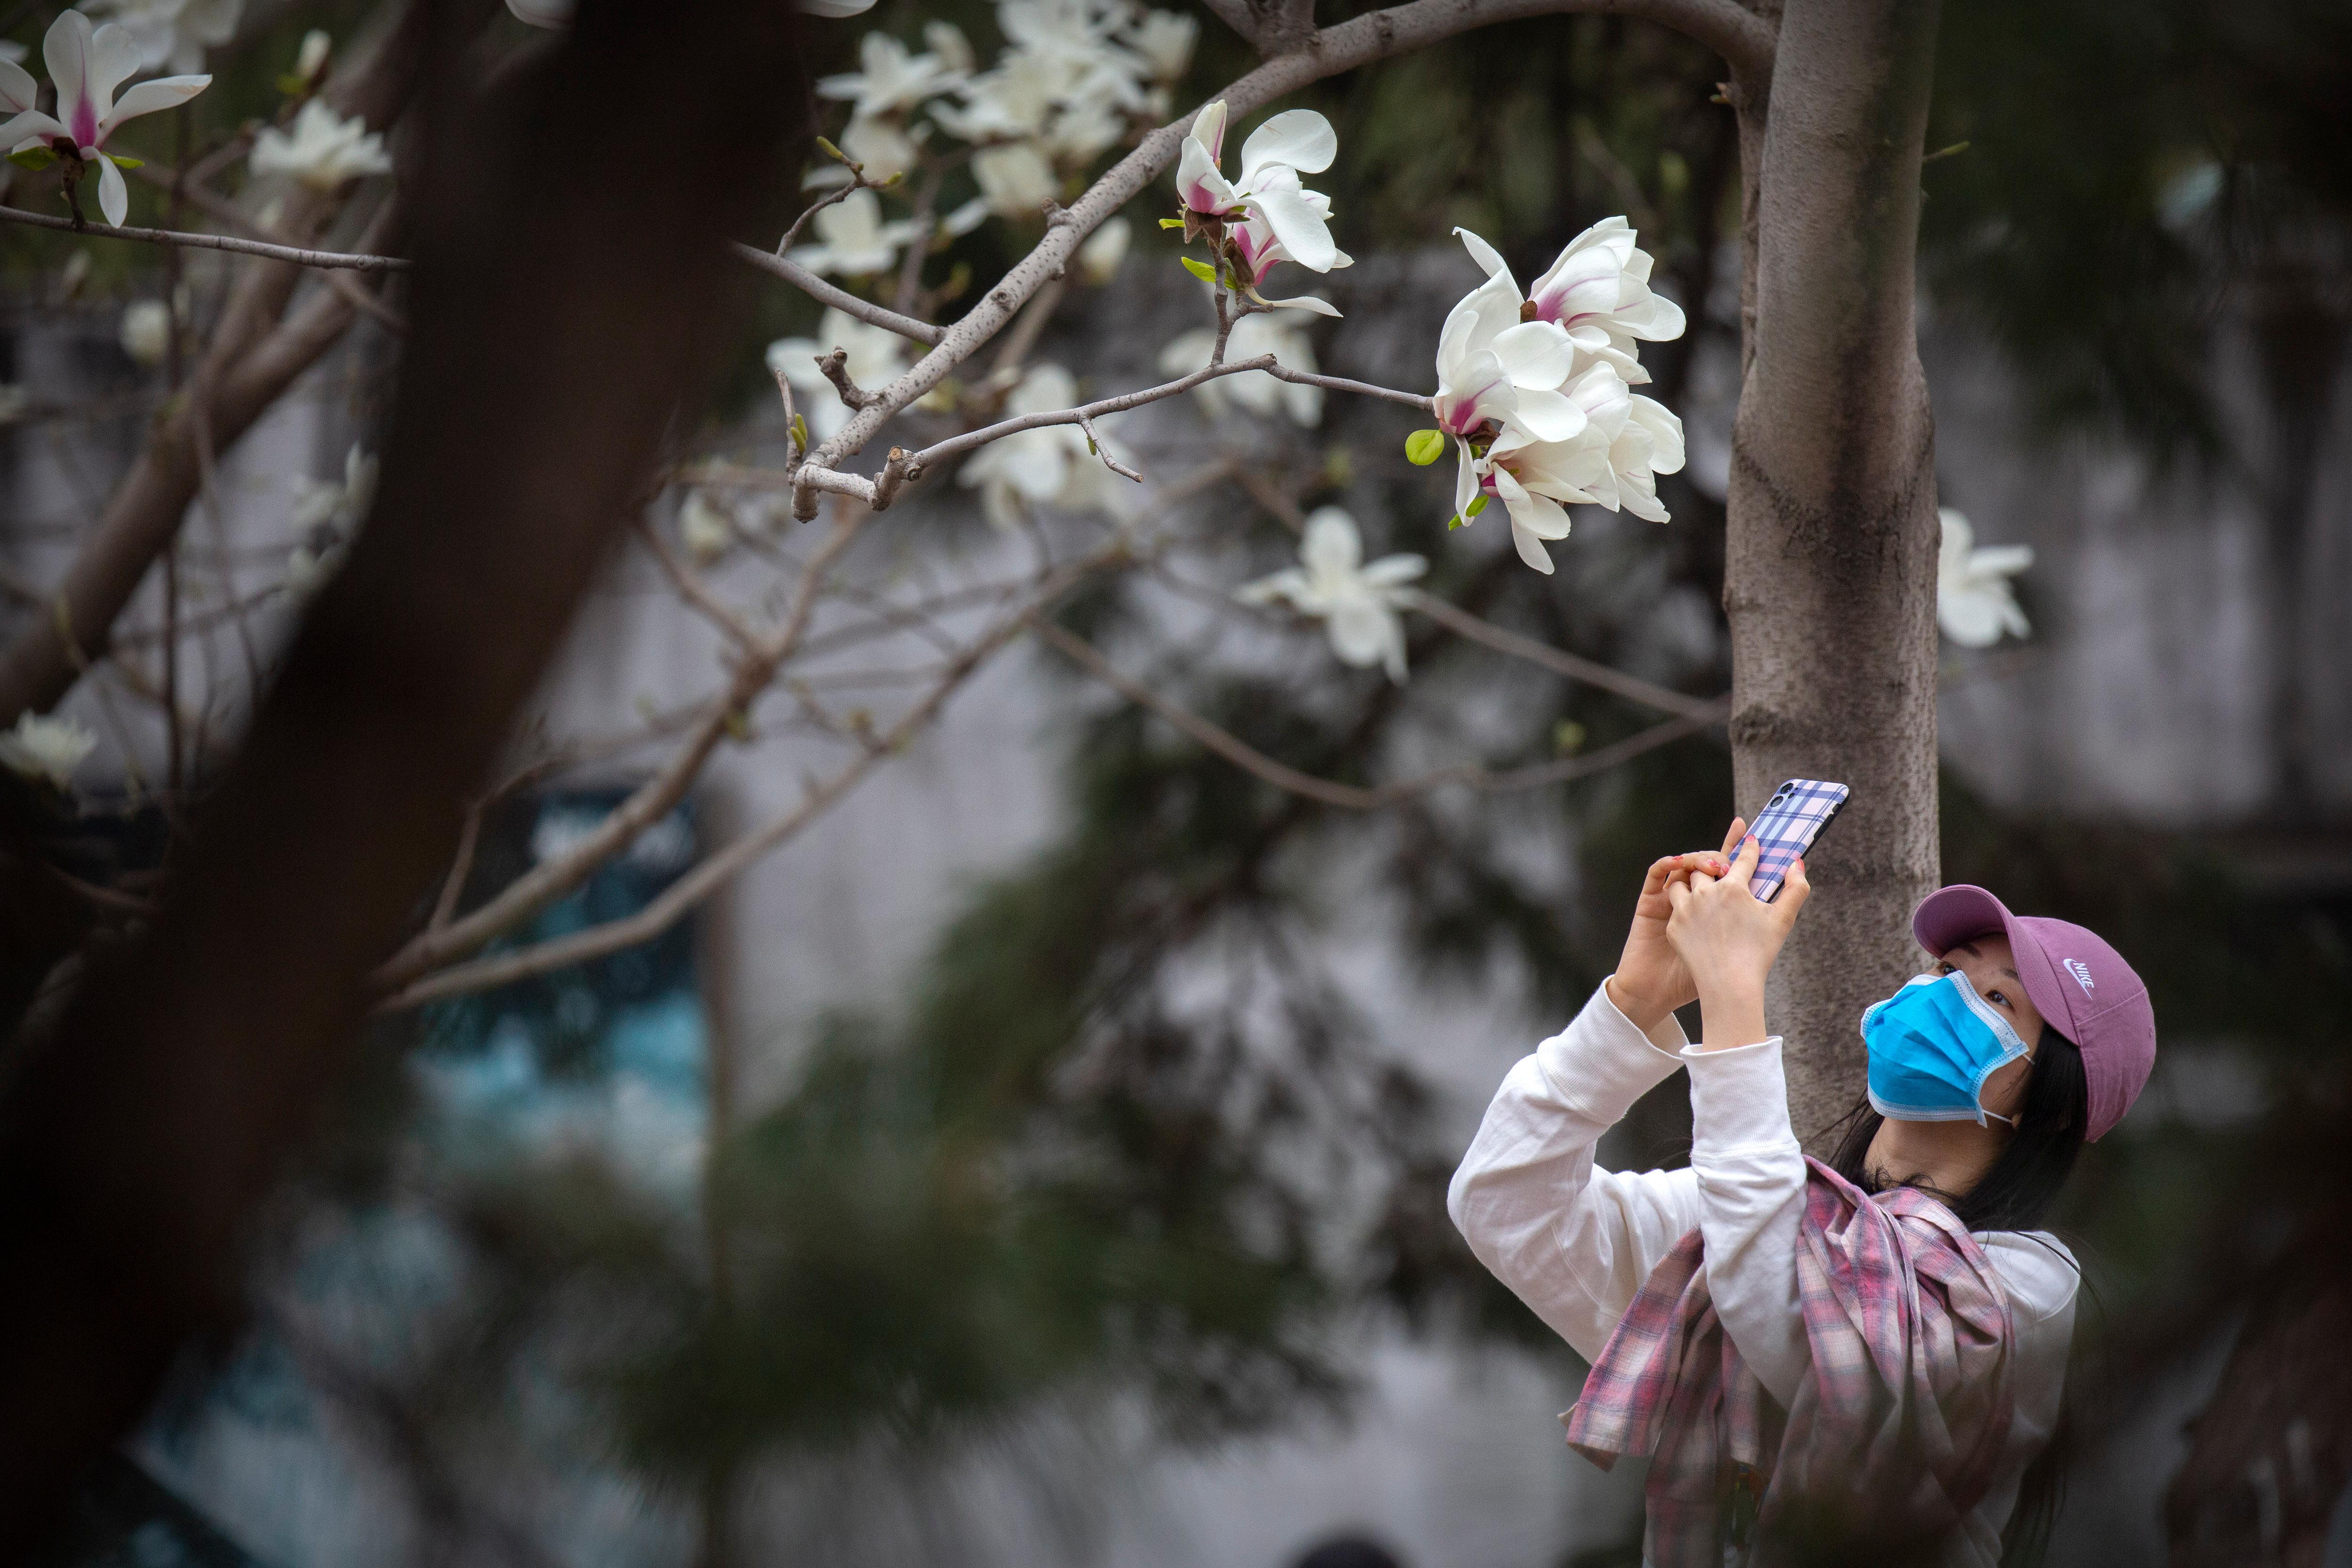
[2065,959,2095,995]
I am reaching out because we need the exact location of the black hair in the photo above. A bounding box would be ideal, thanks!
[1824,1026,2090,1563]
[1826,1027,2088,1233]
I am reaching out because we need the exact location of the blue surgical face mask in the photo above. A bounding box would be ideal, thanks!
[1860,971,2032,1128]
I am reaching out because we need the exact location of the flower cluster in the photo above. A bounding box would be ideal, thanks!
[0,9,211,228]
[1169,98,1349,316]
[1412,219,1687,574]
[795,0,1197,282]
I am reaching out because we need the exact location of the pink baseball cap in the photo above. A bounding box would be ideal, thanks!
[1911,884,2157,1141]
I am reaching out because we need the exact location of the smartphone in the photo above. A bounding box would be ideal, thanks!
[1744,779,1849,902]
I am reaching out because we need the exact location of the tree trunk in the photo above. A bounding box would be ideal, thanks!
[1725,0,1945,1149]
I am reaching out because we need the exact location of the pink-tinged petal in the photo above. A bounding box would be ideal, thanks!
[1236,108,1335,185]
[1244,175,1337,272]
[100,74,210,139]
[1190,99,1227,163]
[1436,349,1514,434]
[1175,135,1234,213]
[1488,320,1572,390]
[95,151,128,227]
[0,111,66,150]
[44,9,98,147]
[1507,505,1565,572]
[1504,388,1587,444]
[1453,438,1479,519]
[0,56,35,114]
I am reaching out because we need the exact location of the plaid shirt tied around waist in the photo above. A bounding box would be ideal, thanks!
[1562,1158,2017,1568]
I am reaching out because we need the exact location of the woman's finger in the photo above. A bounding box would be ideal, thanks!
[1665,878,1692,915]
[1720,833,1761,888]
[1777,856,1813,919]
[1718,817,1746,856]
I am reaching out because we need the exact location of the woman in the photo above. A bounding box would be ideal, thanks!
[1448,819,2157,1566]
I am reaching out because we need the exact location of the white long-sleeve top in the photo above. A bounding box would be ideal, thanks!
[1448,980,2079,1566]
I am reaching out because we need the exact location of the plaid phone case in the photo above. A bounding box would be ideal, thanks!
[1748,779,1849,901]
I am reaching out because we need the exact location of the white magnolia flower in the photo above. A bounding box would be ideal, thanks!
[765,307,913,443]
[1124,9,1196,80]
[817,32,963,120]
[786,188,919,277]
[86,0,238,77]
[118,297,171,366]
[1431,271,1582,522]
[1470,368,1619,573]
[922,20,975,74]
[0,710,98,788]
[1076,215,1130,285]
[1936,508,2033,647]
[958,363,1133,529]
[930,49,1057,141]
[1224,184,1347,314]
[0,10,212,228]
[837,113,922,182]
[1174,101,1344,273]
[973,140,1057,218]
[1454,219,1685,385]
[250,100,392,192]
[1040,96,1125,165]
[1235,507,1426,682]
[1158,310,1321,426]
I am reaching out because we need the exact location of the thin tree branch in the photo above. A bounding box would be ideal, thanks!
[635,517,758,651]
[0,204,410,272]
[1397,589,1723,720]
[428,803,483,931]
[369,508,871,992]
[730,243,946,346]
[375,551,1121,1011]
[1039,618,1730,809]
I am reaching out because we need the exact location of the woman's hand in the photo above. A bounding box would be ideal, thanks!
[1606,818,1745,1031]
[1664,830,1812,1051]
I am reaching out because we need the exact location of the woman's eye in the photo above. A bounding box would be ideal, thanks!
[1989,991,2010,1009]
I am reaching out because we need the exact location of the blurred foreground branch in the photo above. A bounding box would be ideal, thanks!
[0,0,810,1546]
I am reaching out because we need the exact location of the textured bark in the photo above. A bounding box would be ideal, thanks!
[0,0,808,1545]
[1724,0,1944,1148]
